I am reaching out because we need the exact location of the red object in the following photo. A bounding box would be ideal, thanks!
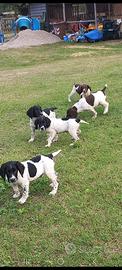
[71,23,79,32]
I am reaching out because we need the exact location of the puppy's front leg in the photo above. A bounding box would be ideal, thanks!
[18,181,29,204]
[28,126,35,142]
[45,130,57,147]
[12,184,20,198]
[28,119,35,142]
[90,108,97,119]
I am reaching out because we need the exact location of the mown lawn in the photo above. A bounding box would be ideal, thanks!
[0,40,122,267]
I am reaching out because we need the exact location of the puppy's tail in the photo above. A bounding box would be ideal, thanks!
[101,84,108,94]
[80,119,89,124]
[47,149,62,159]
[76,118,89,124]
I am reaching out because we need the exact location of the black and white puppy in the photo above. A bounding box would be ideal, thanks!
[68,83,92,102]
[0,149,61,204]
[66,84,109,119]
[34,114,88,147]
[26,105,57,142]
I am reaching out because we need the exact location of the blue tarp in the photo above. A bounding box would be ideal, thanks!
[84,29,103,41]
[64,29,103,43]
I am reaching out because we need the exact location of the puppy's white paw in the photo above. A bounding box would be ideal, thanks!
[28,138,34,143]
[13,193,20,198]
[49,190,57,196]
[70,142,75,146]
[92,115,97,119]
[18,198,26,204]
[103,111,108,115]
[45,144,50,147]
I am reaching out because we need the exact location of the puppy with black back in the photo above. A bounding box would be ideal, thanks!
[0,149,61,204]
[26,105,57,142]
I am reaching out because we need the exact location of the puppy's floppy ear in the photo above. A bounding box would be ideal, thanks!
[33,106,42,117]
[27,105,42,118]
[0,163,6,180]
[87,85,92,91]
[27,107,34,118]
[44,117,51,128]
[16,162,25,177]
[35,118,41,129]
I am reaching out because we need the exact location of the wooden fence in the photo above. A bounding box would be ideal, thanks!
[0,17,16,33]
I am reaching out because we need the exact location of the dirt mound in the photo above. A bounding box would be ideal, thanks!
[0,29,62,50]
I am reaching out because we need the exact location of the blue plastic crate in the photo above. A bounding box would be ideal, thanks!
[0,32,4,43]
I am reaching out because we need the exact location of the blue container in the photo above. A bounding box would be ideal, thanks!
[16,16,31,30]
[0,32,4,43]
[63,35,68,42]
[31,18,40,30]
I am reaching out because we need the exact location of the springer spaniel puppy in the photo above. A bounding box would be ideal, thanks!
[26,105,57,142]
[68,83,92,102]
[0,149,61,204]
[34,114,88,147]
[66,84,109,119]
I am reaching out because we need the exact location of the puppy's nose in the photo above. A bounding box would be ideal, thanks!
[40,126,45,131]
[9,177,16,183]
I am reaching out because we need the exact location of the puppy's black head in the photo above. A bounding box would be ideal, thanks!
[66,106,78,119]
[0,161,25,183]
[35,115,51,131]
[26,105,42,118]
[81,84,92,96]
[75,84,91,96]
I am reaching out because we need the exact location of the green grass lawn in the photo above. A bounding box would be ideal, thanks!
[0,40,122,267]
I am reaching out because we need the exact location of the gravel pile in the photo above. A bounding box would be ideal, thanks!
[0,29,62,49]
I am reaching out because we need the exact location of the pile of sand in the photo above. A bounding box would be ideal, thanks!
[0,29,62,50]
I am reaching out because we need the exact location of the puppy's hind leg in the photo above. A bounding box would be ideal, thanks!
[77,128,81,135]
[89,108,97,119]
[44,163,59,196]
[68,128,80,145]
[45,130,57,147]
[49,175,59,196]
[53,134,59,142]
[102,101,109,114]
